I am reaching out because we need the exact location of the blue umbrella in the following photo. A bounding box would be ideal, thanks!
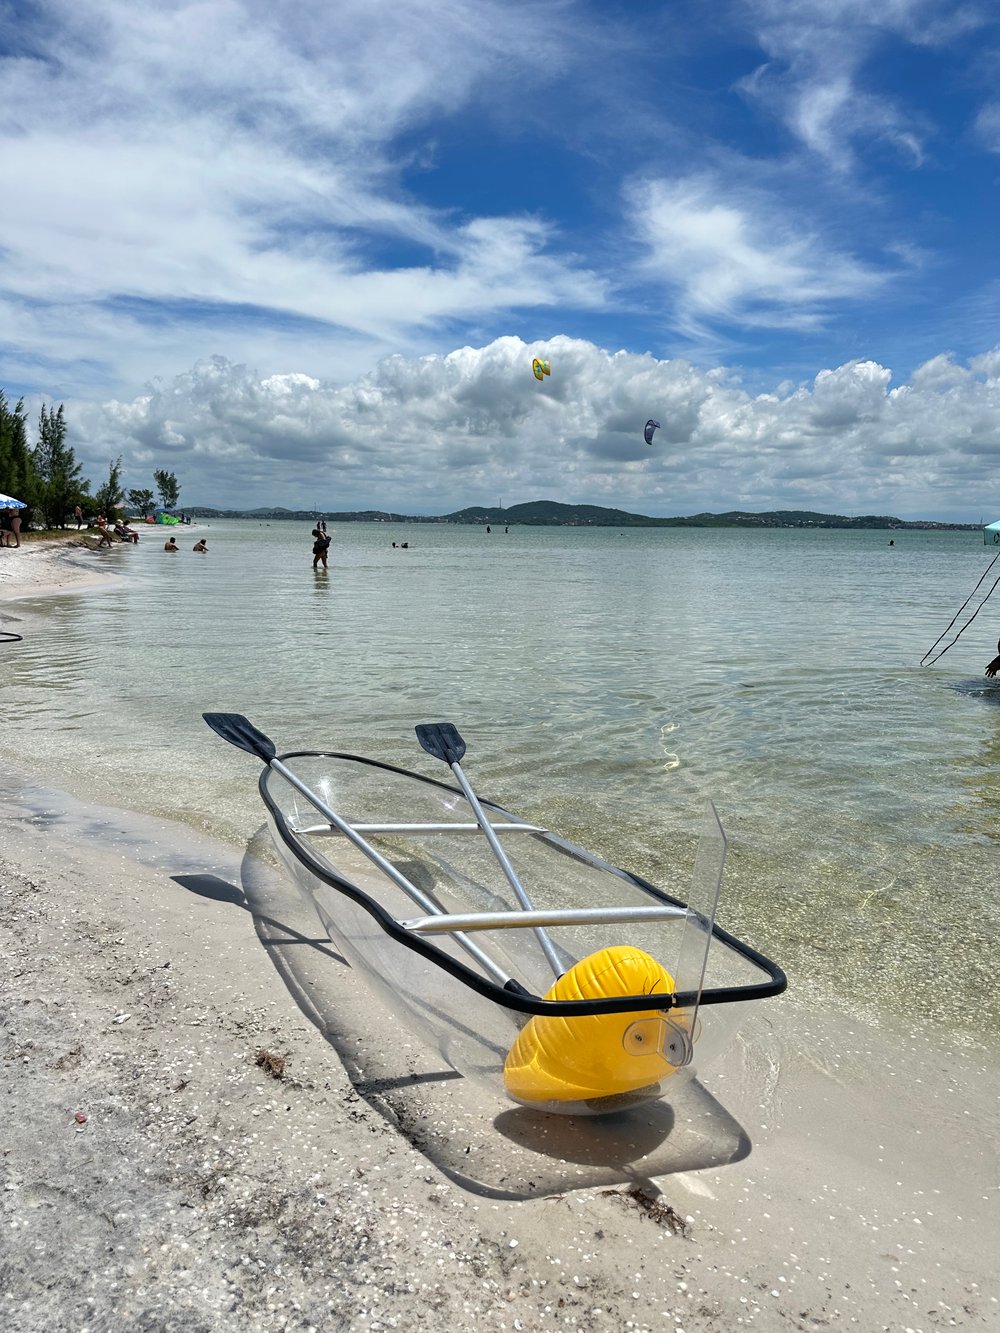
[984,519,1000,546]
[0,492,26,509]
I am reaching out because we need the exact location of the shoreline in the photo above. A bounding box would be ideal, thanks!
[0,533,128,605]
[1,769,997,1330]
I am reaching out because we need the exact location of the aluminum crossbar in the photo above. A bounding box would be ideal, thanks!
[294,820,546,837]
[269,756,510,987]
[401,904,686,934]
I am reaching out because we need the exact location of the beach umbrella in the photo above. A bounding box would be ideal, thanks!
[984,519,1000,546]
[0,492,27,509]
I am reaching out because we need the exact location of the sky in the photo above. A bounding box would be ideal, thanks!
[3,0,1000,520]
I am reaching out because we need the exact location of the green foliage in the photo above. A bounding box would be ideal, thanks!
[4,390,189,531]
[127,487,155,517]
[93,456,125,517]
[32,403,89,528]
[153,468,180,509]
[0,390,39,525]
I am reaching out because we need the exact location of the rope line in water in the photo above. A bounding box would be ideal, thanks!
[920,553,1000,666]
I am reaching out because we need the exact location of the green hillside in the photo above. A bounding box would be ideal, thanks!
[182,500,977,530]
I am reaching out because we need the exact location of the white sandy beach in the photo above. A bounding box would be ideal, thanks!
[1,546,998,1332]
[0,533,128,604]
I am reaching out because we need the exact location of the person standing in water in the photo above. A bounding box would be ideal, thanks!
[311,521,330,569]
[986,639,1000,678]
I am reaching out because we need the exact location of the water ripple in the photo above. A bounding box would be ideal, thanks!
[4,521,999,1050]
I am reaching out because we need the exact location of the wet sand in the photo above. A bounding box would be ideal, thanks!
[0,533,128,605]
[0,555,997,1331]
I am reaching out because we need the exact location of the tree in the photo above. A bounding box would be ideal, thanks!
[153,468,180,510]
[32,403,88,528]
[93,456,125,517]
[0,391,39,527]
[127,487,155,518]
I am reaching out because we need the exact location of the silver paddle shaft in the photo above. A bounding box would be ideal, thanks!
[269,756,511,987]
[447,760,564,978]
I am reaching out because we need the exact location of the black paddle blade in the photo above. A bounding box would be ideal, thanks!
[203,712,276,762]
[415,721,467,765]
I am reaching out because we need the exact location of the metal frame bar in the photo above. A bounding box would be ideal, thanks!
[293,820,546,836]
[402,904,687,934]
[269,755,511,987]
[443,754,565,977]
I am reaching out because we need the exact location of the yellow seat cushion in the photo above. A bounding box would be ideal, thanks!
[503,945,676,1105]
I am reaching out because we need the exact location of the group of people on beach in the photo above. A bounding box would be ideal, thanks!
[88,513,140,547]
[86,518,207,551]
[74,504,139,539]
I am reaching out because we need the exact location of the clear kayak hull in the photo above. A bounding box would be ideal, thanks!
[259,750,786,1117]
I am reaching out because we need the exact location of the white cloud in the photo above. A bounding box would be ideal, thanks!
[0,1,602,397]
[629,176,884,332]
[795,360,893,429]
[910,353,971,389]
[68,336,1000,522]
[974,101,1000,151]
[969,347,1000,381]
[735,0,969,170]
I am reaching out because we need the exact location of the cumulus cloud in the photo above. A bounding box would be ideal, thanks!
[71,336,1000,521]
[909,353,971,389]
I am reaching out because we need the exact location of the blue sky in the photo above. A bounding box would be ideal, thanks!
[2,0,1000,519]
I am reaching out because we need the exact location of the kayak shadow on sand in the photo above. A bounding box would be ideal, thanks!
[2,777,749,1197]
[223,825,752,1199]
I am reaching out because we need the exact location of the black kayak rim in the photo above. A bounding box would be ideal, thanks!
[258,749,788,1020]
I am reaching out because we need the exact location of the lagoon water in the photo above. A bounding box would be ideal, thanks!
[4,519,1000,1051]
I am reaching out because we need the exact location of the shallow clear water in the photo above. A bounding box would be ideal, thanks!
[4,520,999,1049]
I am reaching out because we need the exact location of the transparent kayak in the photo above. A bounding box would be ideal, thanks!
[233,723,787,1118]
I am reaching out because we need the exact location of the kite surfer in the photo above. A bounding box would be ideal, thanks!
[986,639,1000,679]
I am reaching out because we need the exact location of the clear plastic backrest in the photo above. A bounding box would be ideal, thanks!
[670,799,726,1061]
[675,801,726,992]
[622,800,725,1070]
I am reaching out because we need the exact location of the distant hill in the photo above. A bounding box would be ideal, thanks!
[181,500,977,531]
[443,501,655,525]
